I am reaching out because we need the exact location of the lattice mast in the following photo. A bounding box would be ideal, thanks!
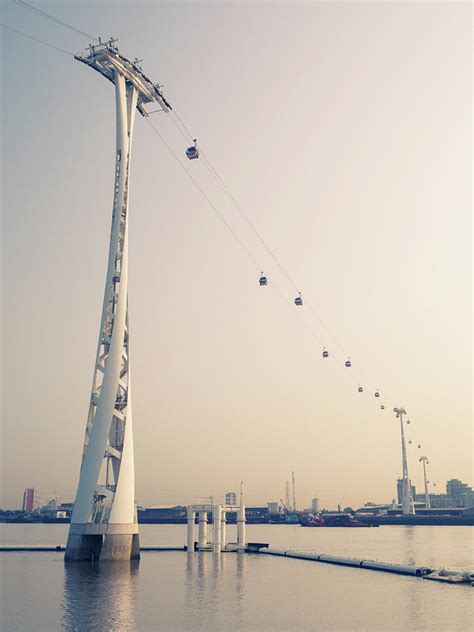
[285,481,291,510]
[291,471,297,512]
[65,39,171,562]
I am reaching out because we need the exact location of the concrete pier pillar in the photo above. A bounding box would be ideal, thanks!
[198,512,207,550]
[237,503,246,550]
[220,511,226,552]
[187,509,195,553]
[213,504,221,554]
[64,523,140,562]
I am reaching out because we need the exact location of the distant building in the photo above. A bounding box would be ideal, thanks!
[446,479,474,508]
[416,494,454,508]
[403,478,474,509]
[396,479,416,505]
[46,498,58,512]
[311,498,319,512]
[225,492,237,506]
[22,488,34,513]
[267,502,279,515]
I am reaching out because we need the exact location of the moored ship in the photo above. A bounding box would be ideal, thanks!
[300,512,379,527]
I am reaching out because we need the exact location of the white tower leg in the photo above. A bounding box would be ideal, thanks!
[187,509,196,552]
[198,512,207,550]
[65,71,139,562]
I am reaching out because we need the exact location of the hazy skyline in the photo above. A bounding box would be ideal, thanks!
[1,1,472,510]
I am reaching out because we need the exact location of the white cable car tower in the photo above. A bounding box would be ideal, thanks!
[419,455,431,509]
[394,407,415,516]
[65,39,171,562]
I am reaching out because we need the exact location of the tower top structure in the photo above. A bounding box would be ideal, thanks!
[74,37,172,116]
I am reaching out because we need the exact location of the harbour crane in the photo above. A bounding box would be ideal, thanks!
[285,481,291,510]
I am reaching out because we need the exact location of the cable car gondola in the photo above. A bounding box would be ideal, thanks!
[407,420,411,425]
[259,272,268,286]
[374,391,380,398]
[322,348,329,358]
[380,404,385,410]
[345,358,351,368]
[358,386,363,393]
[186,139,199,160]
[417,444,421,449]
[409,440,412,444]
[294,292,303,306]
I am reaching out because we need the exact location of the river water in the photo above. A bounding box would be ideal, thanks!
[1,524,472,631]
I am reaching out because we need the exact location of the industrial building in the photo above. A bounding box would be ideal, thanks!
[22,488,35,513]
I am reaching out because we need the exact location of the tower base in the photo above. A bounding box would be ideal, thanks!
[65,523,140,562]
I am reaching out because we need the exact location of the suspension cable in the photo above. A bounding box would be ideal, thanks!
[3,0,420,440]
[11,0,98,42]
[147,117,371,389]
[0,23,73,55]
[170,110,356,360]
[166,110,406,405]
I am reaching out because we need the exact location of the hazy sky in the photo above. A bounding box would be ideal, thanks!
[1,1,472,510]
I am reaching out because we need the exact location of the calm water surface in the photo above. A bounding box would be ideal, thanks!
[1,524,472,631]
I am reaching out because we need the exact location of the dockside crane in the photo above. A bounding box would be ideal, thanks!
[292,471,297,512]
[285,481,291,510]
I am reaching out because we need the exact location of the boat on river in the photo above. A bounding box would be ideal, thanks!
[300,512,379,527]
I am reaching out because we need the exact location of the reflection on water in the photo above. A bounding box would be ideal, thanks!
[182,552,247,631]
[61,561,139,631]
[1,526,472,632]
[404,526,417,567]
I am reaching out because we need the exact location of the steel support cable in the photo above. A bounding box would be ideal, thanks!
[5,0,361,387]
[6,0,399,403]
[149,116,325,350]
[4,0,370,404]
[170,111,365,363]
[268,280,361,381]
[146,118,262,270]
[0,23,73,55]
[4,1,425,470]
[142,122,422,449]
[1,26,407,428]
[202,147,362,374]
[171,112,301,290]
[3,0,429,435]
[149,117,369,390]
[11,0,98,42]
[168,113,402,399]
[168,110,406,405]
[5,0,416,431]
